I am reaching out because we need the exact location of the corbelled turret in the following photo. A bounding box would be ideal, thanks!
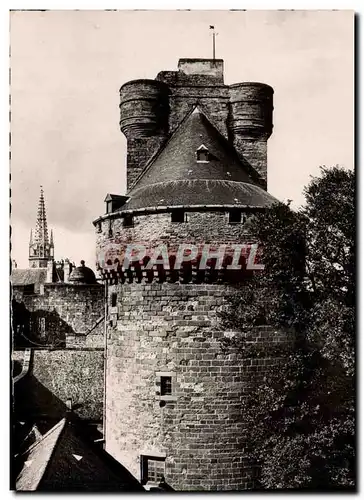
[119,58,273,192]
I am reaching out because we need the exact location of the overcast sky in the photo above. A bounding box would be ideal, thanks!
[10,9,354,269]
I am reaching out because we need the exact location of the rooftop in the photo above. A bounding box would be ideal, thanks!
[12,268,47,287]
[15,418,144,492]
[118,106,276,212]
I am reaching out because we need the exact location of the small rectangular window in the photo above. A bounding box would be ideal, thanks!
[140,455,166,486]
[171,210,185,223]
[111,293,117,307]
[229,210,242,224]
[155,372,176,401]
[96,222,102,234]
[160,376,172,396]
[197,150,209,162]
[123,214,134,228]
[196,145,209,163]
[23,284,35,295]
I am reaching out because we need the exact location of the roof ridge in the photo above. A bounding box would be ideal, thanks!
[36,419,69,490]
[190,104,228,139]
[192,107,265,185]
[18,418,67,491]
[186,104,266,186]
[128,103,203,192]
[22,418,66,456]
[130,104,265,194]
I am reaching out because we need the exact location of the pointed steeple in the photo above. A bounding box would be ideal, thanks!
[29,186,54,268]
[34,186,49,245]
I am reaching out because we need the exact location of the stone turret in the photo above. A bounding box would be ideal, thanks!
[94,58,285,491]
[228,82,273,186]
[119,58,273,191]
[119,80,170,189]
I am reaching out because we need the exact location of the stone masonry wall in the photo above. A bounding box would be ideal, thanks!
[104,282,290,491]
[167,87,230,139]
[127,136,167,190]
[96,210,258,270]
[13,349,104,422]
[12,284,104,348]
[233,136,268,187]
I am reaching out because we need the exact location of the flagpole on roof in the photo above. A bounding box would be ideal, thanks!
[209,25,217,61]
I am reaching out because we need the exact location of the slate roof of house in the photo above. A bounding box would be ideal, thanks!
[16,418,144,492]
[122,106,277,212]
[11,268,47,287]
[16,419,65,491]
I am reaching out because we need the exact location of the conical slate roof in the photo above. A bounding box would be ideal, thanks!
[123,107,277,211]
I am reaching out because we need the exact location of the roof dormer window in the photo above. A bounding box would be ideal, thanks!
[196,144,209,163]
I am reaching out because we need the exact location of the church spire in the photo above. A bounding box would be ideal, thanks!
[34,186,49,245]
[29,186,54,268]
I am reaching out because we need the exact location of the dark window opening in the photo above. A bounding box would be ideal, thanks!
[196,150,209,162]
[140,455,166,485]
[123,215,134,228]
[23,284,35,295]
[96,222,102,233]
[160,376,172,396]
[229,210,242,224]
[111,293,117,307]
[171,210,185,223]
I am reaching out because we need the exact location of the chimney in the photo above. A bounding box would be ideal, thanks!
[64,258,70,283]
[46,260,53,283]
[177,58,224,83]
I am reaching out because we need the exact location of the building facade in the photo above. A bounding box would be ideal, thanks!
[12,190,105,438]
[94,58,288,490]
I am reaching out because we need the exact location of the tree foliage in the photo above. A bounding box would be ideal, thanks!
[220,166,355,490]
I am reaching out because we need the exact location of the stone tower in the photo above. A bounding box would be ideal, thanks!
[94,59,287,491]
[29,187,54,268]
